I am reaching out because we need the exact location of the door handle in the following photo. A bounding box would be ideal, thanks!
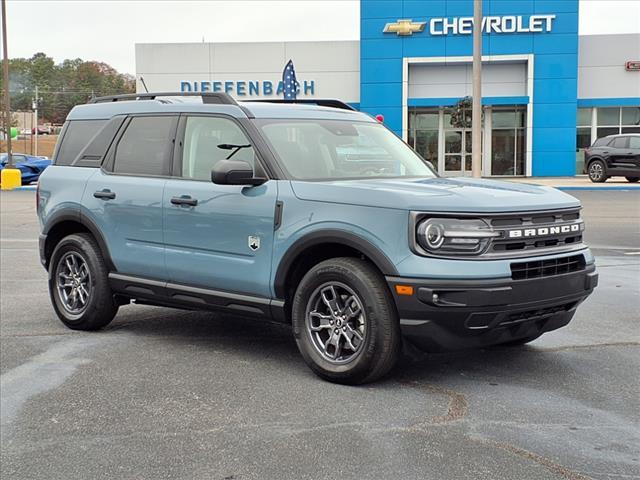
[93,189,116,200]
[171,195,198,207]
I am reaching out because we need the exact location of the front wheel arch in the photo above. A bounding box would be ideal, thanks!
[274,230,398,301]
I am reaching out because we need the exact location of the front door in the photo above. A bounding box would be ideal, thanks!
[163,115,277,298]
[444,129,478,176]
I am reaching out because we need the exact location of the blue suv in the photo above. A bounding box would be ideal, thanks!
[37,92,598,384]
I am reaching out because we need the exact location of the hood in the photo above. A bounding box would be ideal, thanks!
[290,177,580,213]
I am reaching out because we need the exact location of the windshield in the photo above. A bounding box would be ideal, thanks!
[257,119,437,180]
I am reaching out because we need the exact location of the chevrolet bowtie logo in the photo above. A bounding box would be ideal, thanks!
[383,19,426,36]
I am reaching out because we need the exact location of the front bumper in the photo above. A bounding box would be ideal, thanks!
[387,264,598,352]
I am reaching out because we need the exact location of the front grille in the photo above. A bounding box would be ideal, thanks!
[490,208,584,255]
[510,254,586,280]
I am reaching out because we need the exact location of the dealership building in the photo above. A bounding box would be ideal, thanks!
[136,0,640,177]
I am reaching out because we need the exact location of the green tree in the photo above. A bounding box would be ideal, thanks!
[2,53,134,124]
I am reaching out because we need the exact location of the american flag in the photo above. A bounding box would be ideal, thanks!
[282,59,299,100]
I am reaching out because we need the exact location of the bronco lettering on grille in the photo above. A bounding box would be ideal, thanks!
[507,223,581,238]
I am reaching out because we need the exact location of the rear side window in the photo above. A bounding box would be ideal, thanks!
[612,137,628,149]
[113,116,176,176]
[630,137,640,149]
[55,120,107,165]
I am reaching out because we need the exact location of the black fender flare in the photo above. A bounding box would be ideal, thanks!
[273,229,398,299]
[42,210,116,271]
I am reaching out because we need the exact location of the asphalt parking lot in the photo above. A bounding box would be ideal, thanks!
[1,189,639,480]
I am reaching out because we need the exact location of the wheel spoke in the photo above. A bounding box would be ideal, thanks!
[78,264,89,280]
[77,286,88,304]
[309,311,333,331]
[65,256,74,273]
[320,285,342,314]
[343,295,361,319]
[69,290,79,310]
[332,333,343,360]
[345,325,363,350]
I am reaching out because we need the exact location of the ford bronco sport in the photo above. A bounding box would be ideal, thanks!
[37,92,598,384]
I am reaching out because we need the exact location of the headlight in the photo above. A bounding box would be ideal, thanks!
[416,218,499,256]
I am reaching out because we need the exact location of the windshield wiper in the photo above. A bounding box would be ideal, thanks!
[218,143,251,160]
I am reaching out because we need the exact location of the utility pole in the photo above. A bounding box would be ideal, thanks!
[1,0,13,166]
[471,0,483,178]
[33,85,38,156]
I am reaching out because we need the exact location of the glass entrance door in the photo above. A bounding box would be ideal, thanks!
[444,129,479,175]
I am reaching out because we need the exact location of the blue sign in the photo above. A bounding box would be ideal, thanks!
[180,80,316,96]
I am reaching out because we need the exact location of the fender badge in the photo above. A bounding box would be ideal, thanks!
[248,235,261,251]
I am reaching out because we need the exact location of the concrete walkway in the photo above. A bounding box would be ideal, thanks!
[502,175,640,190]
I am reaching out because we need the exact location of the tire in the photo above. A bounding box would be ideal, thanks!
[48,233,118,330]
[291,257,401,385]
[587,160,607,183]
[625,176,639,183]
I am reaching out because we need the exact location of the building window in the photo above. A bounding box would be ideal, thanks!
[596,106,640,138]
[576,107,592,175]
[408,110,438,169]
[491,107,526,176]
[621,107,640,134]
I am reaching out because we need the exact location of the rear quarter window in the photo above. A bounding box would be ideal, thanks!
[592,137,612,147]
[54,120,107,166]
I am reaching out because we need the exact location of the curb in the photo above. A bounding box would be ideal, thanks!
[556,186,640,191]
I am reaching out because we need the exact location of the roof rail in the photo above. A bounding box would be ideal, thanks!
[88,92,238,105]
[244,99,356,111]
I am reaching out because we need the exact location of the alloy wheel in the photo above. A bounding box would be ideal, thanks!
[305,282,366,364]
[56,252,92,315]
[589,162,604,181]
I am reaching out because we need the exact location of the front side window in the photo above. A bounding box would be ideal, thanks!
[258,119,436,181]
[182,116,255,181]
[114,116,176,176]
[630,136,640,149]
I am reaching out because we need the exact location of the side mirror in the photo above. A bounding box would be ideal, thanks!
[211,160,266,186]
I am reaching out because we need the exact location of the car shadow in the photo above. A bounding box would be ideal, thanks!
[104,305,567,387]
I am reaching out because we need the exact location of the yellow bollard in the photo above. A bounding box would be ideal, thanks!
[1,168,22,190]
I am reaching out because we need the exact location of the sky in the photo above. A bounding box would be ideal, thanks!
[3,0,640,75]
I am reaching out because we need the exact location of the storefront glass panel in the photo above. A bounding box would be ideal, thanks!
[491,106,526,176]
[414,130,438,168]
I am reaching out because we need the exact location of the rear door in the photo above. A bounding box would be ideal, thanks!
[627,136,640,171]
[82,115,178,280]
[162,114,277,298]
[608,136,631,172]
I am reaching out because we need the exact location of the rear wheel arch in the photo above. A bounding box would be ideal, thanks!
[586,156,605,168]
[43,214,115,271]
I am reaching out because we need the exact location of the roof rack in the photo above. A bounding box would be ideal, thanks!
[244,99,356,111]
[88,92,238,105]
